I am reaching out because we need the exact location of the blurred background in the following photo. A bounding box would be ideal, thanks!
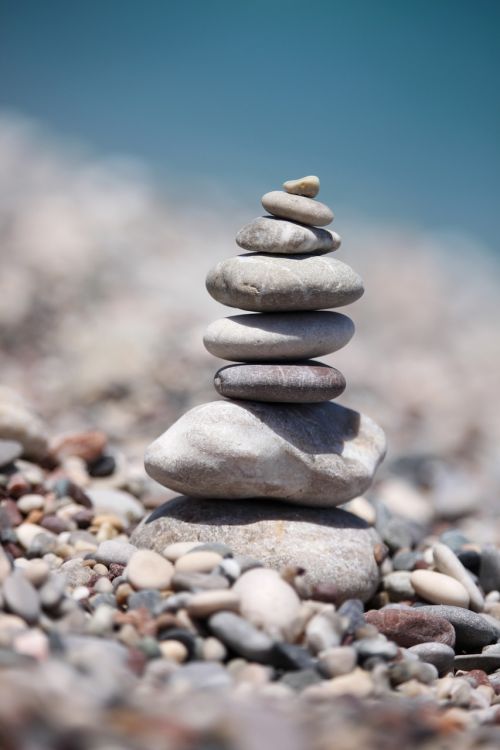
[1,0,499,516]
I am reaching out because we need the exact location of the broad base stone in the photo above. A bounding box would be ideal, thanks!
[214,362,345,403]
[203,311,354,362]
[144,400,386,506]
[131,497,382,602]
[206,254,363,312]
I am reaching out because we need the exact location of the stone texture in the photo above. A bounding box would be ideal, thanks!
[144,400,386,506]
[453,654,500,673]
[408,642,456,675]
[86,489,144,523]
[3,571,41,625]
[283,175,320,198]
[261,191,333,226]
[410,570,470,608]
[126,550,174,590]
[236,216,340,255]
[131,497,382,601]
[365,608,456,648]
[203,311,354,362]
[206,254,363,312]
[432,542,484,612]
[214,362,345,403]
[232,568,300,635]
[208,611,274,663]
[414,605,499,651]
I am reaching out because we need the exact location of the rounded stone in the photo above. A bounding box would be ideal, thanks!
[232,568,300,634]
[283,175,320,198]
[162,541,201,562]
[126,550,174,591]
[261,191,333,226]
[0,393,49,461]
[131,498,382,601]
[174,550,223,574]
[214,362,345,403]
[235,216,339,255]
[413,605,499,651]
[432,542,484,613]
[408,642,456,676]
[365,608,456,648]
[144,400,386,506]
[0,439,22,468]
[203,311,354,362]
[186,590,240,618]
[206,254,363,312]
[410,570,469,608]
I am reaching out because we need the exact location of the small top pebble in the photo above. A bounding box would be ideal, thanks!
[283,175,320,198]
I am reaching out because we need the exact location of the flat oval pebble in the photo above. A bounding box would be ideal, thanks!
[3,571,41,625]
[186,590,240,618]
[174,550,223,574]
[162,541,201,562]
[206,254,362,312]
[432,542,485,612]
[412,605,499,651]
[453,653,500,673]
[235,216,339,255]
[365,608,456,648]
[208,611,274,663]
[126,550,174,590]
[261,191,333,226]
[410,569,470,608]
[144,400,386,506]
[203,311,354,362]
[232,568,300,635]
[214,362,345,403]
[283,175,320,198]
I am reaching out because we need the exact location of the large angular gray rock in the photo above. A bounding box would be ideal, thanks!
[131,497,382,601]
[203,311,354,362]
[235,216,339,255]
[206,254,363,312]
[261,191,333,226]
[144,400,386,506]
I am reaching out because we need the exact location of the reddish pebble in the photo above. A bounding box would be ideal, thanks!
[6,474,30,498]
[365,608,456,648]
[2,499,23,526]
[465,669,491,688]
[50,431,107,464]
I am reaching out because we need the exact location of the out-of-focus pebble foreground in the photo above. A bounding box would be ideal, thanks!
[1,115,500,749]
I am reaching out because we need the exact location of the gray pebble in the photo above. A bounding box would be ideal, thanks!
[408,642,455,675]
[392,550,424,571]
[0,439,22,468]
[3,571,40,624]
[95,539,137,567]
[39,574,66,611]
[169,661,232,690]
[217,557,241,582]
[171,571,230,592]
[383,571,416,601]
[279,668,323,691]
[439,530,470,552]
[479,545,500,594]
[208,611,274,663]
[128,589,162,612]
[236,215,338,254]
[388,660,438,686]
[414,605,499,651]
[453,653,500,673]
[261,191,333,226]
[354,637,399,661]
[271,642,316,671]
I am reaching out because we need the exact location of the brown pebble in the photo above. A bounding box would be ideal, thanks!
[6,474,30,498]
[50,431,107,464]
[374,543,389,565]
[365,608,456,648]
[40,515,69,534]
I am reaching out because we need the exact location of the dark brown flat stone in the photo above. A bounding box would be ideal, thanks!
[214,362,346,403]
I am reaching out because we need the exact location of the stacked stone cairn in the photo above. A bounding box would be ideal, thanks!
[144,176,387,602]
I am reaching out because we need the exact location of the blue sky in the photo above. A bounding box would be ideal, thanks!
[1,0,499,248]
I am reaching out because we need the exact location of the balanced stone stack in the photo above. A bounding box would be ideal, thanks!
[141,176,387,602]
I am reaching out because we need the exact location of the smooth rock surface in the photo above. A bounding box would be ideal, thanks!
[86,489,144,523]
[206,254,363,312]
[3,571,40,625]
[410,569,470,608]
[214,362,346,403]
[232,568,300,635]
[283,175,320,198]
[365,608,456,648]
[0,439,22,467]
[203,311,354,362]
[433,542,484,612]
[0,398,48,461]
[144,400,386,506]
[413,605,499,651]
[131,497,382,601]
[186,590,240,619]
[453,654,500,673]
[236,216,339,255]
[126,550,174,590]
[262,191,333,226]
[408,642,456,676]
[208,611,274,663]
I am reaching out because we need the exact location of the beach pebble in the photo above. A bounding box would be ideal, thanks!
[433,542,484,612]
[383,571,416,601]
[317,646,357,678]
[206,254,362,312]
[171,572,230,592]
[214,362,345,403]
[86,489,144,523]
[126,550,174,590]
[236,215,339,254]
[204,311,354,362]
[283,175,320,198]
[169,661,232,690]
[132,499,382,600]
[186,590,240,618]
[144,400,386,507]
[306,609,343,653]
[354,636,399,662]
[414,605,498,651]
[0,392,49,460]
[408,642,455,675]
[208,611,274,663]
[410,569,470,608]
[305,668,374,699]
[3,571,40,624]
[160,640,188,663]
[479,545,500,594]
[95,539,137,566]
[162,541,201,562]
[232,568,300,634]
[0,439,22,467]
[0,547,12,584]
[15,523,47,550]
[175,551,223,574]
[262,191,333,226]
[453,654,500,673]
[365,608,456,648]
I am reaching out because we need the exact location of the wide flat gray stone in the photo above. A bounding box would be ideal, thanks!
[261,191,333,226]
[144,400,386,506]
[235,216,339,255]
[131,497,382,601]
[206,254,363,312]
[214,362,345,403]
[203,311,354,362]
